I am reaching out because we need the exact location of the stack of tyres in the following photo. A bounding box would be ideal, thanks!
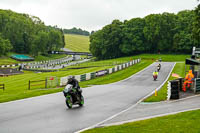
[178,78,184,91]
[170,80,179,99]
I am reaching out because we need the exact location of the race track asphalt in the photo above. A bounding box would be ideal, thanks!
[0,62,175,133]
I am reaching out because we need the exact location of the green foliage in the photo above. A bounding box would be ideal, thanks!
[90,20,123,59]
[90,9,196,59]
[0,9,64,56]
[63,27,90,36]
[83,109,200,133]
[193,4,200,46]
[0,34,12,55]
[64,34,89,52]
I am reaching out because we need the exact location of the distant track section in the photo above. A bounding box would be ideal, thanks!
[48,51,92,56]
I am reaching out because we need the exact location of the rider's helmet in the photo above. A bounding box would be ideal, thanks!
[67,75,73,82]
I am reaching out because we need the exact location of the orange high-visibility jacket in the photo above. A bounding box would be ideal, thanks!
[185,70,194,83]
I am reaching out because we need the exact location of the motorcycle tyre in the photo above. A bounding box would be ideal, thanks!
[79,95,84,107]
[66,95,73,109]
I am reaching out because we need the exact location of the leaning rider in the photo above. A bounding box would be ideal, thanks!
[157,63,161,71]
[67,76,82,97]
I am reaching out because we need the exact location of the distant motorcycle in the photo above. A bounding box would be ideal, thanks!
[63,84,84,108]
[157,66,161,72]
[153,74,157,81]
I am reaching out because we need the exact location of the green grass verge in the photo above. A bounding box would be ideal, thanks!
[83,109,200,133]
[0,54,68,65]
[64,34,89,52]
[0,56,143,103]
[134,54,190,62]
[80,60,153,88]
[144,62,187,102]
[34,54,68,61]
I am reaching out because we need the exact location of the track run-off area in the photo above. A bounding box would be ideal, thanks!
[0,62,175,133]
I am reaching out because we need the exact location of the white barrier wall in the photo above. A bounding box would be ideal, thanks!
[86,73,91,80]
[119,65,122,70]
[60,58,141,86]
[109,68,113,74]
[115,66,118,72]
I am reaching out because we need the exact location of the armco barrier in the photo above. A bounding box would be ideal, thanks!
[195,78,200,93]
[80,74,86,81]
[60,58,141,86]
[90,72,96,79]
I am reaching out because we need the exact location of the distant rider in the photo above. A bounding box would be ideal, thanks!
[153,70,158,80]
[157,63,161,72]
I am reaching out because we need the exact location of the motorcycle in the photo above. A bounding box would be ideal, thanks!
[153,74,157,81]
[157,66,161,72]
[63,84,84,108]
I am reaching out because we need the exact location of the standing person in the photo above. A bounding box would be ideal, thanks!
[183,70,194,92]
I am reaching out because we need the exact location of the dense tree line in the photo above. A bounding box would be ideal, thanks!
[90,6,200,60]
[63,27,90,36]
[0,9,65,56]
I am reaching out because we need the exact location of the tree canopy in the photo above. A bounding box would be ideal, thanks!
[63,27,90,36]
[90,7,200,60]
[0,9,65,56]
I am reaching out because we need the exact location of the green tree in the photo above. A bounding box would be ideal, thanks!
[193,4,200,47]
[0,34,12,56]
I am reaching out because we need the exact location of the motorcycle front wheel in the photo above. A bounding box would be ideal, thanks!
[66,95,73,108]
[79,95,84,106]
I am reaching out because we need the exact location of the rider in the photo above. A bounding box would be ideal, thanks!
[153,70,158,79]
[157,63,161,71]
[67,75,82,98]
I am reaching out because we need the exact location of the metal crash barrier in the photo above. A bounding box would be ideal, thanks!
[194,78,200,93]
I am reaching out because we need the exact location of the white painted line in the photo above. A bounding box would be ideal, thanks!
[75,62,176,133]
[100,107,200,127]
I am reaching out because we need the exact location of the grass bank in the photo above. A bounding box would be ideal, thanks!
[64,34,89,52]
[0,56,144,103]
[83,109,200,133]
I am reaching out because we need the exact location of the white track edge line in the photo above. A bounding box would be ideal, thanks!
[100,107,200,127]
[75,62,175,133]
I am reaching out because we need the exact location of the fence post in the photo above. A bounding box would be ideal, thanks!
[45,78,47,88]
[28,80,30,90]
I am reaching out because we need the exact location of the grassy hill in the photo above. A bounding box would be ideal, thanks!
[64,34,90,52]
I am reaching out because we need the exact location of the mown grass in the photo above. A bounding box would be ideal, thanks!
[64,34,89,52]
[0,54,68,65]
[80,60,153,87]
[133,54,190,62]
[83,109,200,133]
[144,62,189,102]
[0,56,142,103]
[0,54,189,103]
[33,54,68,61]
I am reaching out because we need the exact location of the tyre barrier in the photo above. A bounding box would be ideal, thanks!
[167,80,179,100]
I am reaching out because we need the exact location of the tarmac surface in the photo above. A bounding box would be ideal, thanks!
[0,62,175,133]
[100,95,200,127]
